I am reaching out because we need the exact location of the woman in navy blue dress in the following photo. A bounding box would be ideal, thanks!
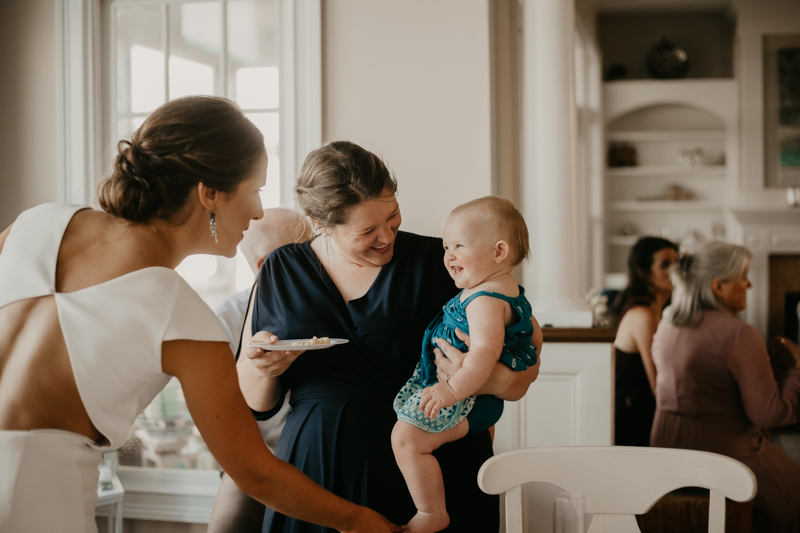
[236,141,540,533]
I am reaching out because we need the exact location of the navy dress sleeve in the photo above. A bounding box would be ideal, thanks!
[251,232,499,533]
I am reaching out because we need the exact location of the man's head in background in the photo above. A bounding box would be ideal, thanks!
[240,208,314,274]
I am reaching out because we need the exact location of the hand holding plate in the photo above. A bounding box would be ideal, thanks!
[244,331,305,378]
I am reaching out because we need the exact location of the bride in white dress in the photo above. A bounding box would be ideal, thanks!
[0,95,399,533]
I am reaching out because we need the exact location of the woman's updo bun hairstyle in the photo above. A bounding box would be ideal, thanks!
[98,95,264,224]
[295,141,397,229]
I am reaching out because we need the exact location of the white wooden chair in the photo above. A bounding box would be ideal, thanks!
[477,446,757,533]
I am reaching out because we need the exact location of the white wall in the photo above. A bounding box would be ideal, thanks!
[0,0,497,240]
[0,0,593,295]
[322,0,494,238]
[0,0,58,230]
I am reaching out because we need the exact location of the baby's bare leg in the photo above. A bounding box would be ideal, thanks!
[391,419,470,533]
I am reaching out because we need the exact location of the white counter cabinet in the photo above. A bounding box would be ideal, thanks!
[494,327,615,533]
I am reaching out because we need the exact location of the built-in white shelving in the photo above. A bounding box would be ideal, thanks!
[607,235,640,246]
[606,130,725,142]
[601,80,737,280]
[606,166,726,178]
[609,200,725,212]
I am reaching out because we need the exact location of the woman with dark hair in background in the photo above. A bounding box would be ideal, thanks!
[612,236,678,446]
[0,96,397,533]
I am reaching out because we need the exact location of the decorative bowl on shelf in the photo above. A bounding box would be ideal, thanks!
[617,221,640,236]
[646,38,689,79]
[678,148,725,167]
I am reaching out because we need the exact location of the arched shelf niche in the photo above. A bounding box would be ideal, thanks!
[610,103,725,133]
[603,99,731,285]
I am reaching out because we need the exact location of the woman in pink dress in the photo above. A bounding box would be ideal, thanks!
[651,240,800,532]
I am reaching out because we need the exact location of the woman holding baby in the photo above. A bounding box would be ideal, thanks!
[237,140,542,532]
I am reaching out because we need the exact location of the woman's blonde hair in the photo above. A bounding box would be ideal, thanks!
[295,141,397,229]
[664,240,752,327]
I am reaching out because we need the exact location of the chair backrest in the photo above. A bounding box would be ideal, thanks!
[477,446,757,533]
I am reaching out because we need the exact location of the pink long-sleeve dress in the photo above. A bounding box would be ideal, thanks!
[651,310,800,532]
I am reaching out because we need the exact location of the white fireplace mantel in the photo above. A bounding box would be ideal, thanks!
[730,207,800,338]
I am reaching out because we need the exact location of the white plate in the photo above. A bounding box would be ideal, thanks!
[247,338,349,351]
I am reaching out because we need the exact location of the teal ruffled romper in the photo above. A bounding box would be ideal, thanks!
[393,287,537,434]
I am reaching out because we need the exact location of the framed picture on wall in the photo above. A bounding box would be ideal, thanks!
[764,34,800,188]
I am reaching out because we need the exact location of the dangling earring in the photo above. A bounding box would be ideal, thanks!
[210,211,218,244]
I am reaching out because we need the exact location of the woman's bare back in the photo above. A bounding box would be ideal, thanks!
[0,208,172,442]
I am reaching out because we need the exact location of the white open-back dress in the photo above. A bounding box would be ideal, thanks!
[0,203,229,532]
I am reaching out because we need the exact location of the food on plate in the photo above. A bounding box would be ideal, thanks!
[292,336,331,346]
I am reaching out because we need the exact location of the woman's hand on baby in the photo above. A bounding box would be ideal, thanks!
[432,330,470,385]
[242,331,304,377]
[419,382,458,419]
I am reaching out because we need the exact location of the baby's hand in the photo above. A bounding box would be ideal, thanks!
[419,382,458,419]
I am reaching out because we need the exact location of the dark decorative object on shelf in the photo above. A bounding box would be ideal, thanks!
[646,37,690,79]
[605,63,628,81]
[607,142,638,167]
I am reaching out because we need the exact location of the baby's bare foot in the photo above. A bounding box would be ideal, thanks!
[404,511,450,533]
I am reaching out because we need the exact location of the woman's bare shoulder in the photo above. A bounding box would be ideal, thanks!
[619,305,655,328]
[614,305,656,350]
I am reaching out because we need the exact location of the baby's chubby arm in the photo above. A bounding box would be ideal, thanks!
[419,296,507,419]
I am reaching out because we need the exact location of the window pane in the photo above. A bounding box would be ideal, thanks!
[236,66,279,109]
[110,0,285,472]
[228,0,278,109]
[247,112,279,147]
[169,2,222,99]
[246,112,280,207]
[175,254,218,283]
[115,5,164,114]
[262,149,280,208]
[169,55,216,99]
[235,249,254,291]
[116,116,147,142]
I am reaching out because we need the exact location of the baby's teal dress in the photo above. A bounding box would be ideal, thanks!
[394,287,537,433]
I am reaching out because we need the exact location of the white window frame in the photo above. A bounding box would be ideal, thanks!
[56,0,320,210]
[55,0,320,522]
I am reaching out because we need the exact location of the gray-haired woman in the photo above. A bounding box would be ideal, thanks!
[650,240,800,532]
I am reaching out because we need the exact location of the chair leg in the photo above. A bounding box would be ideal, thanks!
[708,490,725,533]
[505,486,524,533]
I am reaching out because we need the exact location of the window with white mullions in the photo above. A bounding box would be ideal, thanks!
[110,0,281,218]
[107,0,282,473]
[109,0,282,312]
[56,0,317,509]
